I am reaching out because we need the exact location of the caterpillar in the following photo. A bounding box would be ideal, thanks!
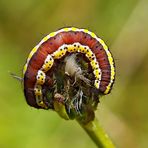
[23,27,115,110]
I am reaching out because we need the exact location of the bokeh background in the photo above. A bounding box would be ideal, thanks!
[0,0,148,147]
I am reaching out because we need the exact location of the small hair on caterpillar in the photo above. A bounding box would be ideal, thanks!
[10,72,23,82]
[64,54,91,86]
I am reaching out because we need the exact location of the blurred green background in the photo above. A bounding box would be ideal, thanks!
[0,0,148,147]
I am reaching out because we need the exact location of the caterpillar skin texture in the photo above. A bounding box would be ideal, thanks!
[23,27,115,109]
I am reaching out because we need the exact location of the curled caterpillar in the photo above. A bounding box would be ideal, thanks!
[23,27,115,110]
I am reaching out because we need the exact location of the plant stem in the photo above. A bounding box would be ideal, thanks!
[77,117,115,148]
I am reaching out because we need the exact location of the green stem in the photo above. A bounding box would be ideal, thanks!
[77,117,115,148]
